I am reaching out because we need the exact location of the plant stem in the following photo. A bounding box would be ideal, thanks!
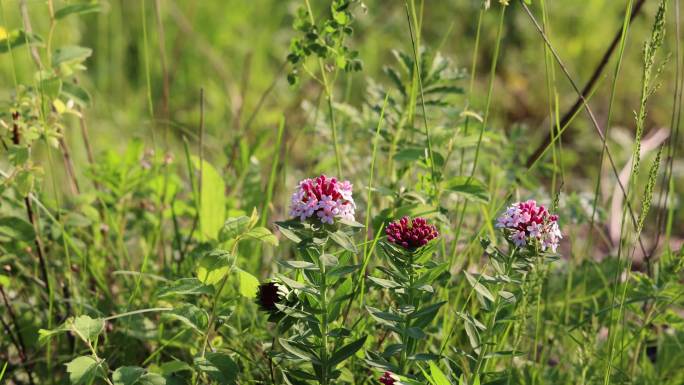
[399,252,415,374]
[319,243,330,385]
[304,0,342,177]
[472,248,514,383]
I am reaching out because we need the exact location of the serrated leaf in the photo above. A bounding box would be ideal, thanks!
[157,278,214,298]
[219,216,250,241]
[196,249,233,285]
[194,352,238,384]
[243,226,278,246]
[70,315,104,342]
[165,304,207,335]
[237,268,259,298]
[66,356,103,385]
[113,366,166,385]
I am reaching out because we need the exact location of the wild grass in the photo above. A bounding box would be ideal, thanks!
[0,1,682,385]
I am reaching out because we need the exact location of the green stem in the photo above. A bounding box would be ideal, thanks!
[319,243,330,385]
[399,252,416,374]
[472,248,514,383]
[304,0,342,177]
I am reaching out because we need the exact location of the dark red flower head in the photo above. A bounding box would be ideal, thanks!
[386,216,439,250]
[379,371,396,385]
[257,282,282,312]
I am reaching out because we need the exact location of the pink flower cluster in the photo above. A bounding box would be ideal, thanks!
[386,216,439,250]
[496,200,562,252]
[289,175,355,224]
[379,372,396,385]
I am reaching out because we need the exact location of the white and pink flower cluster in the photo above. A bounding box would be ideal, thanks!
[496,200,562,252]
[289,175,355,225]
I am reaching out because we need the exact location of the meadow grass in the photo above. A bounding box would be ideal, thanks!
[0,1,682,385]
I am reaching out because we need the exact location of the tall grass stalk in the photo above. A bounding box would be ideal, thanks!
[303,0,343,177]
[603,2,666,382]
[450,3,507,267]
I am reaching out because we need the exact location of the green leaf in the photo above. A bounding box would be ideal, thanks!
[278,339,320,363]
[329,336,367,367]
[463,272,495,303]
[113,366,165,385]
[69,315,105,342]
[277,226,302,243]
[394,148,425,162]
[164,304,208,335]
[65,356,104,385]
[61,81,92,106]
[428,361,452,385]
[443,176,489,203]
[113,366,144,385]
[367,276,401,289]
[39,76,62,100]
[329,230,358,253]
[0,29,42,54]
[55,2,102,19]
[278,260,319,270]
[243,226,278,246]
[112,367,165,385]
[320,253,339,267]
[193,157,226,240]
[194,352,238,384]
[0,216,35,243]
[366,306,403,325]
[237,268,260,298]
[219,216,250,241]
[53,45,92,67]
[464,321,481,352]
[38,324,70,345]
[157,278,214,298]
[159,361,192,375]
[196,249,234,285]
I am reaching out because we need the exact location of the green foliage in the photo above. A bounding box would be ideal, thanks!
[0,1,682,385]
[287,0,363,86]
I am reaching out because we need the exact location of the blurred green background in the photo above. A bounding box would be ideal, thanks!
[1,0,681,234]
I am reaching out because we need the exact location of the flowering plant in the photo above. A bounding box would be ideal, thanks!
[460,200,563,382]
[496,200,562,252]
[367,216,446,376]
[386,216,439,250]
[289,175,355,225]
[272,175,365,385]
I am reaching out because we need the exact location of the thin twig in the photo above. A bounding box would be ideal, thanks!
[525,0,648,167]
[519,0,648,257]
